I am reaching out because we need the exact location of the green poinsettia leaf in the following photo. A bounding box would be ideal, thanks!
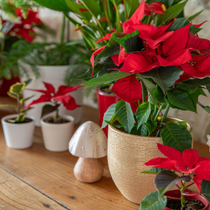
[139,124,148,136]
[155,171,191,198]
[32,0,70,11]
[83,71,132,89]
[201,180,210,203]
[101,104,116,129]
[111,30,143,53]
[135,102,151,129]
[182,78,210,88]
[168,17,189,31]
[141,168,170,174]
[166,89,196,113]
[140,67,181,93]
[145,120,157,137]
[115,100,135,133]
[104,120,122,129]
[160,122,192,152]
[154,86,165,104]
[140,191,167,210]
[142,79,157,105]
[189,25,202,34]
[164,0,188,23]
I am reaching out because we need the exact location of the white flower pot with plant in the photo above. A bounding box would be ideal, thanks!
[25,81,81,152]
[0,78,35,149]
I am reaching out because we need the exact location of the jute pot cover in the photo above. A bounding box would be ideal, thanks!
[107,118,192,204]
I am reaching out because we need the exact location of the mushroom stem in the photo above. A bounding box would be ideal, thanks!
[74,157,104,183]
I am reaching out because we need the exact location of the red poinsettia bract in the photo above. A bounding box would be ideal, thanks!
[25,82,81,111]
[144,143,210,192]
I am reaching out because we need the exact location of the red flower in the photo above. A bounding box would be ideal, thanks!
[181,54,210,78]
[95,29,116,43]
[144,3,152,16]
[144,143,210,192]
[25,82,81,111]
[149,2,167,15]
[112,74,142,103]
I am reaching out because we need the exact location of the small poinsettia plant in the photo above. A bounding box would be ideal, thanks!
[78,0,210,153]
[140,143,210,210]
[25,82,81,123]
[0,78,34,123]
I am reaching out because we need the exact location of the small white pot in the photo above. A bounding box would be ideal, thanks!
[41,115,75,152]
[1,114,35,149]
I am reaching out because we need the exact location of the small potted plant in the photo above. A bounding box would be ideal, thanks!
[0,78,35,149]
[25,81,81,152]
[140,143,210,210]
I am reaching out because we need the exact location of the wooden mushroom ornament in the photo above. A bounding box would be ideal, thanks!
[69,121,107,183]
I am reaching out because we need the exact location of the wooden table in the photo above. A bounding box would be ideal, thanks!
[0,97,210,210]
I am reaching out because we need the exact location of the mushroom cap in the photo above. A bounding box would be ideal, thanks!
[69,121,107,158]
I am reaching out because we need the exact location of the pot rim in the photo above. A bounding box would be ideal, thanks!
[164,190,209,210]
[40,114,75,126]
[1,114,35,124]
[97,86,117,97]
[108,116,191,139]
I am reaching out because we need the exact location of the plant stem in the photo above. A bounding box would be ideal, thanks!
[123,0,128,20]
[154,104,164,121]
[53,101,59,122]
[180,181,186,210]
[61,14,66,44]
[17,97,20,115]
[140,81,146,103]
[102,0,112,30]
[156,103,170,137]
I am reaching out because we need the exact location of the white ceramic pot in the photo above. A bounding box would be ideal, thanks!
[21,65,83,126]
[41,115,75,152]
[1,114,35,149]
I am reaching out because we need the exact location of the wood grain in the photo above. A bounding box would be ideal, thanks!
[0,97,210,210]
[0,167,66,210]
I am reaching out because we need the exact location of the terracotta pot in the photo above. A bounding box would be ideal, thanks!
[163,190,209,210]
[1,114,35,149]
[107,118,192,204]
[41,115,75,152]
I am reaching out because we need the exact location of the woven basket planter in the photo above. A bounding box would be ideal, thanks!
[107,117,192,204]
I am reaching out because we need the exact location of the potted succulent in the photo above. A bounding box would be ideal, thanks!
[0,78,35,149]
[25,81,81,152]
[140,143,210,210]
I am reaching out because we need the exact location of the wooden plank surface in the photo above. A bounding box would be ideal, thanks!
[0,97,210,210]
[0,167,67,210]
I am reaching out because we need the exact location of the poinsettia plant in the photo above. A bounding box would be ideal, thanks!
[76,0,210,153]
[0,78,34,123]
[0,0,52,79]
[25,82,81,122]
[140,143,210,210]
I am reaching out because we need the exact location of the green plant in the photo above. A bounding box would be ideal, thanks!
[140,143,210,210]
[0,78,34,123]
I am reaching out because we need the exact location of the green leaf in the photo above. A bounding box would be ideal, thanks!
[101,104,116,129]
[111,30,144,53]
[160,122,192,152]
[189,25,202,34]
[10,82,25,96]
[82,71,131,89]
[142,79,157,105]
[79,0,100,18]
[206,86,210,94]
[41,104,60,118]
[166,89,196,112]
[140,191,167,210]
[139,124,148,136]
[104,120,122,129]
[182,78,210,88]
[155,171,191,198]
[8,113,25,123]
[164,0,188,23]
[135,102,151,129]
[154,86,165,104]
[201,180,210,203]
[145,120,157,136]
[96,32,124,61]
[198,103,210,115]
[141,168,170,174]
[168,17,189,31]
[125,0,139,18]
[188,9,204,22]
[0,104,17,112]
[115,100,135,133]
[140,67,181,93]
[32,0,70,11]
